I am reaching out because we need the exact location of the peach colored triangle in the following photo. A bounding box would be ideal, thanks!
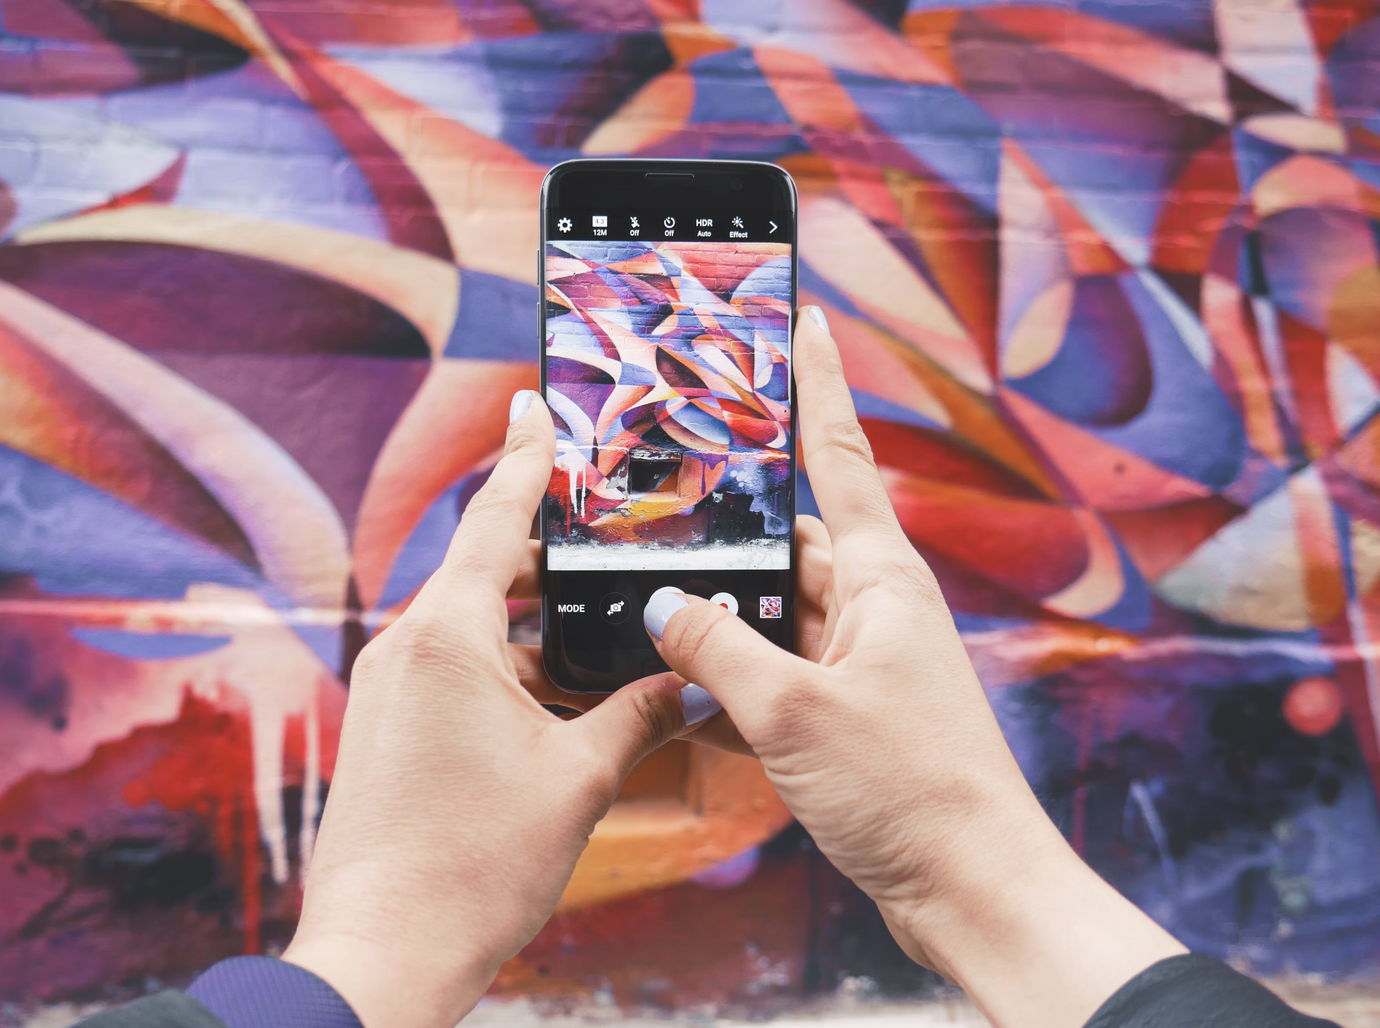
[1002,388,1213,511]
[606,252,668,275]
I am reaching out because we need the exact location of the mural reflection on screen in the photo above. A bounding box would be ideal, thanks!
[544,240,792,571]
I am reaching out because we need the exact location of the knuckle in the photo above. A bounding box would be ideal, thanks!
[663,604,731,668]
[762,675,832,738]
[828,419,878,467]
[395,609,463,666]
[438,546,490,588]
[857,547,945,610]
[350,636,388,684]
[849,490,900,531]
[892,554,946,609]
[460,478,519,526]
[626,687,678,749]
[504,413,547,454]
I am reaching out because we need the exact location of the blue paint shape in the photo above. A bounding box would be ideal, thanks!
[796,470,822,520]
[1232,128,1296,194]
[0,445,267,602]
[839,75,1003,213]
[851,389,947,431]
[446,270,539,360]
[377,468,495,611]
[1010,275,1153,426]
[689,50,794,127]
[72,629,232,660]
[798,261,869,320]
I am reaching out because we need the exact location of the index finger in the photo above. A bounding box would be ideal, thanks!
[793,307,909,552]
[424,390,556,607]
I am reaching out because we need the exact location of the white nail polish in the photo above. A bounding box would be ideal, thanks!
[806,305,830,334]
[508,389,535,423]
[643,587,687,641]
[680,684,722,726]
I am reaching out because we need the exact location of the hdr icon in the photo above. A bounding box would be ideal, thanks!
[558,603,585,613]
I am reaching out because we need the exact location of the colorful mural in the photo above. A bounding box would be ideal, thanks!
[545,239,793,569]
[2,0,1380,1011]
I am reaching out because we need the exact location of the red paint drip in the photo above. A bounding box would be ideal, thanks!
[123,688,263,955]
[241,796,262,954]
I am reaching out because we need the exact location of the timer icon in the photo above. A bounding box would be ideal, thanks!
[557,217,572,233]
[663,216,675,229]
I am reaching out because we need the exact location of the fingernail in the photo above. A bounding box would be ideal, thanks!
[509,389,536,423]
[680,684,722,726]
[806,305,829,334]
[643,587,687,642]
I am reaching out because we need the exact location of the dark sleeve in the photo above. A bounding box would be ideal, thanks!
[1085,954,1341,1028]
[74,991,224,1028]
[186,957,364,1028]
[74,957,363,1028]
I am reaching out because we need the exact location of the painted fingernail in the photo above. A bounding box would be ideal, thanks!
[680,684,722,726]
[508,389,536,423]
[806,305,830,334]
[643,587,687,642]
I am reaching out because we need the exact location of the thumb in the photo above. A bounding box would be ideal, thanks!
[569,674,706,779]
[642,588,799,734]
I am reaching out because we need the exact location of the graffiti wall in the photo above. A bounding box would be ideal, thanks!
[2,0,1380,1012]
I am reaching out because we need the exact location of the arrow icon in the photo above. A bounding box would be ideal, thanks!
[768,220,778,233]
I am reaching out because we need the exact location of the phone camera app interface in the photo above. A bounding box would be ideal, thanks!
[544,233,792,572]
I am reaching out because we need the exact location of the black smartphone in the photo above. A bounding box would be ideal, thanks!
[539,159,798,693]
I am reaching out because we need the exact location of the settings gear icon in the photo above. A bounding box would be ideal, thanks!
[556,217,572,233]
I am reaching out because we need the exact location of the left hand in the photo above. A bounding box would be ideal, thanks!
[283,392,703,1028]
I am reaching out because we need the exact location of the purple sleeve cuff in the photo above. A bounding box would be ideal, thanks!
[187,957,364,1028]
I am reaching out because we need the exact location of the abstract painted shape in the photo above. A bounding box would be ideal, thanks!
[2,0,1380,1007]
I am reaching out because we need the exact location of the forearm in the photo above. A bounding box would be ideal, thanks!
[884,794,1185,1028]
[282,932,495,1028]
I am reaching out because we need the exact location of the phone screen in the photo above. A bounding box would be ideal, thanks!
[540,162,796,692]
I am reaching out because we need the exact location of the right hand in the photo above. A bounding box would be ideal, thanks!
[640,307,1186,1028]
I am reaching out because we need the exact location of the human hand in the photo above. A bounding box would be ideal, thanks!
[507,511,836,754]
[283,393,710,1028]
[639,307,1186,1028]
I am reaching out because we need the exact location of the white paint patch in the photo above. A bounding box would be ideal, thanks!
[300,676,321,882]
[1215,0,1322,116]
[187,585,343,887]
[1250,294,1300,428]
[1327,342,1380,436]
[1155,473,1310,630]
[1137,269,1215,371]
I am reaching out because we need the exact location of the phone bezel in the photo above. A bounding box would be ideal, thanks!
[538,158,799,694]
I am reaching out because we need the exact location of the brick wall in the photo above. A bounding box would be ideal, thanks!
[2,0,1380,1012]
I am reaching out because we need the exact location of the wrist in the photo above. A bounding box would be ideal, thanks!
[283,931,496,1028]
[882,799,1185,1028]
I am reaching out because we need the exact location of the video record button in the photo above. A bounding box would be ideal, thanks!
[600,592,633,625]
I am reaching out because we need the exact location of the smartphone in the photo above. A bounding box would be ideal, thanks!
[539,159,798,693]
